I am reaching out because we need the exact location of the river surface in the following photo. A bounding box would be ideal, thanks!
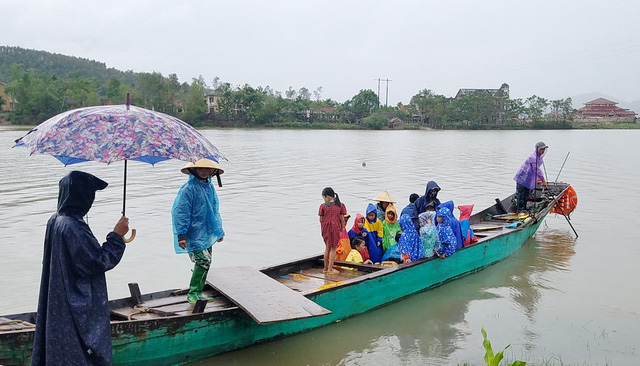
[1,127,639,365]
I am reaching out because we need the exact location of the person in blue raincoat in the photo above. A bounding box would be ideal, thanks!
[435,207,458,258]
[435,200,465,251]
[363,203,384,264]
[32,171,129,366]
[172,159,225,304]
[397,214,424,262]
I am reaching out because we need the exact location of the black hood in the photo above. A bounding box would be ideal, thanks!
[425,181,440,198]
[57,171,108,217]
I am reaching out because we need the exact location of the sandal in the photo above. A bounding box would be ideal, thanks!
[325,269,340,275]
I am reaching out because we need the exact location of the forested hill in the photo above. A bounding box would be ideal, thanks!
[0,46,135,85]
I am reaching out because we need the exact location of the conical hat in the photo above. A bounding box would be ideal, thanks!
[372,190,396,203]
[181,158,224,175]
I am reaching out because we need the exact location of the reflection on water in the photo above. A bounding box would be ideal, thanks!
[2,127,640,365]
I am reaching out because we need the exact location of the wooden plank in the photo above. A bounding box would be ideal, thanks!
[296,268,365,283]
[471,225,504,232]
[276,274,332,293]
[0,317,35,331]
[208,266,331,324]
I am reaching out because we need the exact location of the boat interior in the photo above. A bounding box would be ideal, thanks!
[1,182,569,329]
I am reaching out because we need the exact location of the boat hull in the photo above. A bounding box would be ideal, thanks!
[110,218,545,365]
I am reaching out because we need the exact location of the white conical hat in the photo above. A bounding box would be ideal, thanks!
[372,190,396,203]
[181,158,224,175]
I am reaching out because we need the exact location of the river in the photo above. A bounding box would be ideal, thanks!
[1,127,638,365]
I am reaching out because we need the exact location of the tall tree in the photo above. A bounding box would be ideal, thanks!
[181,77,207,124]
[347,89,378,121]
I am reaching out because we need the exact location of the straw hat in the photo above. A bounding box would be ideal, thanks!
[372,190,396,203]
[181,158,224,175]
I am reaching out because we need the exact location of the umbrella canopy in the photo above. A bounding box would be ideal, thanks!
[13,103,226,242]
[14,104,226,165]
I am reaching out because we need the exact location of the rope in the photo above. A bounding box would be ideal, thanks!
[128,305,154,321]
[126,304,176,320]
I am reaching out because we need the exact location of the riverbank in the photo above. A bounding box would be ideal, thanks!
[2,112,638,130]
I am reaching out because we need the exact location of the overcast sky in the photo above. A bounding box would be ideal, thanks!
[3,0,640,106]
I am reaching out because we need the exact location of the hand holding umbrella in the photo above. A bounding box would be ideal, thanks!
[113,216,130,238]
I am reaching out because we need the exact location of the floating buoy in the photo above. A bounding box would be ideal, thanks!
[362,162,366,167]
[551,185,578,215]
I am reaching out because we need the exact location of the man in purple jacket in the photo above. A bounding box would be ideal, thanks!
[513,141,548,212]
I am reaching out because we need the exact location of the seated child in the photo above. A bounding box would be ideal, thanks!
[397,213,424,263]
[418,211,439,258]
[345,236,373,265]
[335,213,352,261]
[348,213,370,261]
[382,204,401,252]
[458,204,478,245]
[436,200,464,250]
[364,203,384,264]
[381,233,401,263]
[435,207,457,259]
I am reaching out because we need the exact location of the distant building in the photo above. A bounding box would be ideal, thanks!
[454,85,510,125]
[574,98,637,123]
[0,82,16,112]
[455,88,505,99]
[205,93,222,114]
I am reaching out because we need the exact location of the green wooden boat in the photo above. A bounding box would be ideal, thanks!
[0,182,571,366]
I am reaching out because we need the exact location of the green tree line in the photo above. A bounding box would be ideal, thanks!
[1,46,575,128]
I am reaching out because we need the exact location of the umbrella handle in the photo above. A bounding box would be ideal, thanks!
[123,228,137,243]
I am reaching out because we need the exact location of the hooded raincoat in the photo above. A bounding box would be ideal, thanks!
[398,214,424,261]
[348,213,370,261]
[436,207,457,258]
[411,181,441,230]
[364,203,384,263]
[381,204,401,251]
[336,215,352,261]
[418,211,439,258]
[32,171,126,366]
[458,204,477,245]
[514,147,547,190]
[172,174,225,254]
[436,200,465,250]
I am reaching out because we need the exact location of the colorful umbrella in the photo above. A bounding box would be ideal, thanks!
[14,98,226,241]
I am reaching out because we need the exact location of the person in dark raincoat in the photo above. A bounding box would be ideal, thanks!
[32,171,129,366]
[411,181,441,230]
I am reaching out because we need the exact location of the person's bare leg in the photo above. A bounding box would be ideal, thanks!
[323,246,330,272]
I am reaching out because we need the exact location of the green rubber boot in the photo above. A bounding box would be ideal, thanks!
[187,266,213,304]
[196,266,213,302]
[186,266,203,304]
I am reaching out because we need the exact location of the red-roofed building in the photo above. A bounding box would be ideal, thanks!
[575,98,636,123]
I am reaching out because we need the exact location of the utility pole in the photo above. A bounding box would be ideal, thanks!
[375,78,382,108]
[384,78,391,107]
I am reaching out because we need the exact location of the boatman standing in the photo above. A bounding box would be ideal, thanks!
[32,171,130,366]
[514,141,548,213]
[172,159,225,304]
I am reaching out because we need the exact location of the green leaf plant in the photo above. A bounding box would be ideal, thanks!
[481,327,527,366]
